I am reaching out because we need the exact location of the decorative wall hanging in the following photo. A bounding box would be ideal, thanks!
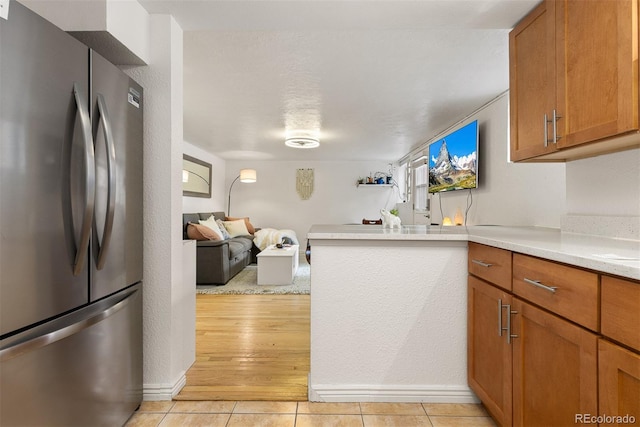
[296,168,314,200]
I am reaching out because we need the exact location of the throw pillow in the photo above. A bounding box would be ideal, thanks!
[186,223,221,241]
[222,219,251,237]
[225,216,255,235]
[216,219,231,239]
[198,215,224,240]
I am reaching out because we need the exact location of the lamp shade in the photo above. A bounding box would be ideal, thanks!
[239,169,257,183]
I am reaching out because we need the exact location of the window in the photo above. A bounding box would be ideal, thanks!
[413,163,428,211]
[396,162,408,202]
[399,151,429,212]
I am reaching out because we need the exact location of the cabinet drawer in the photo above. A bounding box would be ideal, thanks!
[468,243,512,291]
[513,253,598,331]
[601,276,640,351]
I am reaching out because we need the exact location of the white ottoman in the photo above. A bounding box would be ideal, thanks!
[257,244,299,285]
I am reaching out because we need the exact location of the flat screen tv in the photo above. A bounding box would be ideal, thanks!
[428,120,478,194]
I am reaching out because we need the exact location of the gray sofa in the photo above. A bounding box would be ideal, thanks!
[182,212,258,285]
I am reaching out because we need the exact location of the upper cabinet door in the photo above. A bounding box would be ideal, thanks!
[509,0,557,161]
[556,0,639,149]
[509,0,639,162]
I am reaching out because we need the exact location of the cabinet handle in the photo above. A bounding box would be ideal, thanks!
[524,277,557,293]
[472,259,492,268]
[544,113,550,147]
[552,109,562,143]
[498,299,504,337]
[505,304,518,344]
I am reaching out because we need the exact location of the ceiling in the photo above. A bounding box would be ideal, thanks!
[138,0,539,161]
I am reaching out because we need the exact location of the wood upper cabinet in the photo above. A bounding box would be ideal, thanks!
[510,0,640,162]
[512,298,598,427]
[556,0,639,148]
[509,0,556,161]
[467,276,513,426]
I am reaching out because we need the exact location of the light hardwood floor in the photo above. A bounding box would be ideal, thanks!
[174,294,310,401]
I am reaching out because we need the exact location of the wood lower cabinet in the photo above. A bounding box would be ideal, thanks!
[512,253,598,331]
[468,276,513,426]
[601,276,640,350]
[468,242,512,291]
[599,275,640,426]
[599,339,640,426]
[468,246,640,426]
[512,298,598,427]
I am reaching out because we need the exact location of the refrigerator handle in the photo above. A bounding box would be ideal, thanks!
[0,288,138,363]
[93,94,117,270]
[72,83,95,276]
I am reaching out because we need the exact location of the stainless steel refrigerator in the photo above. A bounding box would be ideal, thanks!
[0,2,143,425]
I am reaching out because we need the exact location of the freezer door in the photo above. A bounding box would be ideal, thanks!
[90,51,143,301]
[0,283,143,426]
[0,1,91,336]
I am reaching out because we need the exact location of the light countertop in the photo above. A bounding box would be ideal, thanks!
[307,224,640,281]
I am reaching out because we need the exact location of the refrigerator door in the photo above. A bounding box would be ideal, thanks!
[0,1,91,336]
[90,51,143,300]
[0,283,143,427]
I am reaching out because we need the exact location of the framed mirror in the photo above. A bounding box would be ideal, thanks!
[182,154,212,198]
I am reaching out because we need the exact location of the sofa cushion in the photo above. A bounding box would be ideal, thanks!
[183,213,201,239]
[216,219,231,239]
[199,215,225,240]
[227,241,248,259]
[222,219,251,237]
[187,223,221,241]
[225,216,256,234]
[232,236,253,251]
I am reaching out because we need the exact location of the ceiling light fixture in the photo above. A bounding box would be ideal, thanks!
[285,136,320,149]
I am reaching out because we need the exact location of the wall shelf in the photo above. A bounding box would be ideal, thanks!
[357,184,393,188]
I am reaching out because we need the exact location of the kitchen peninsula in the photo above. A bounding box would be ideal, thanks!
[306,224,640,403]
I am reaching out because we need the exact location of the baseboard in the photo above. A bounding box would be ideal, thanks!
[308,383,480,403]
[143,372,187,401]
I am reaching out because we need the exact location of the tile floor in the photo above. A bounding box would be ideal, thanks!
[126,401,497,427]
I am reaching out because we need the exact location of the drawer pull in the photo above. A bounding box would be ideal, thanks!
[472,259,493,268]
[524,278,557,293]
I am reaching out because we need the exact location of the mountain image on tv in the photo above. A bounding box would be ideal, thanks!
[429,138,477,193]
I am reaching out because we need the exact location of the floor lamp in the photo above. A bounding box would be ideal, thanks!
[227,169,257,216]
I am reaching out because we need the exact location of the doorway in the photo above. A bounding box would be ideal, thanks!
[174,294,310,400]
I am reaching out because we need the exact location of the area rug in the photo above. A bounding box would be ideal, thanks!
[196,263,310,295]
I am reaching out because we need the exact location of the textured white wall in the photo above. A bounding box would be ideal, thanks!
[565,148,640,217]
[122,14,186,400]
[424,94,566,228]
[175,240,196,390]
[225,160,403,244]
[309,240,472,402]
[182,141,227,214]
